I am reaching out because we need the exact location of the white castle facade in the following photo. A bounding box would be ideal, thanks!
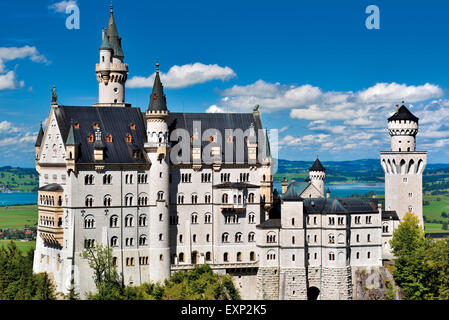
[33,6,426,300]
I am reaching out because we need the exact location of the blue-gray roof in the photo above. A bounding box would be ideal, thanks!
[281,180,311,201]
[303,198,378,214]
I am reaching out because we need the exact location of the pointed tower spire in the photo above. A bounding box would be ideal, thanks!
[148,60,168,111]
[35,123,44,147]
[66,120,77,146]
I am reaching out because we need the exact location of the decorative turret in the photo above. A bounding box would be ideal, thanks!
[93,127,105,161]
[144,60,171,282]
[95,4,129,106]
[66,121,78,174]
[387,102,419,152]
[381,102,427,227]
[309,157,326,197]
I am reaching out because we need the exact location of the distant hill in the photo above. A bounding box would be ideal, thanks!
[0,159,448,194]
[275,159,449,195]
[0,167,38,193]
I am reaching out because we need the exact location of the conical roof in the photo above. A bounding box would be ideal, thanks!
[66,122,77,146]
[388,104,419,123]
[309,158,326,172]
[35,123,44,147]
[148,64,168,112]
[105,4,124,58]
[100,34,112,50]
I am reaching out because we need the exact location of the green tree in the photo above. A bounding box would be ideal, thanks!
[81,244,124,300]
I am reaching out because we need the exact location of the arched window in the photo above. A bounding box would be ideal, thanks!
[139,235,147,246]
[206,252,211,261]
[248,212,255,224]
[222,233,229,243]
[248,232,255,242]
[236,252,242,262]
[222,193,228,203]
[248,193,255,203]
[110,215,119,228]
[104,195,112,207]
[110,236,118,247]
[139,214,147,227]
[157,191,164,201]
[205,213,212,224]
[85,195,93,207]
[235,232,242,243]
[125,214,134,227]
[84,215,95,229]
[250,251,256,261]
[328,234,335,244]
[223,252,229,262]
[191,213,198,224]
[179,252,185,262]
[125,194,133,206]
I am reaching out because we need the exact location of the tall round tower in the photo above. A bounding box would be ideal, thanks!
[144,61,171,282]
[309,157,326,197]
[95,4,129,106]
[381,103,427,226]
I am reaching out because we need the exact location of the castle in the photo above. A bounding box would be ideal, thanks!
[33,6,426,300]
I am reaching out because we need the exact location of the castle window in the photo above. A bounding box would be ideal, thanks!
[110,236,118,247]
[157,191,164,201]
[292,236,295,244]
[125,194,133,206]
[104,195,112,207]
[328,234,335,244]
[367,252,371,259]
[206,252,211,261]
[222,233,229,243]
[329,253,335,261]
[292,254,296,261]
[356,234,360,242]
[103,174,112,184]
[250,252,256,261]
[179,235,183,243]
[248,232,255,242]
[223,252,228,262]
[106,134,113,143]
[408,192,413,198]
[93,123,99,130]
[367,234,371,242]
[248,193,255,203]
[159,234,163,241]
[85,195,94,207]
[130,123,136,130]
[383,225,389,233]
[356,252,360,259]
[313,217,317,225]
[248,212,255,224]
[267,233,276,243]
[84,215,95,229]
[110,215,119,228]
[329,217,335,225]
[192,234,197,243]
[88,134,94,143]
[210,135,214,143]
[236,252,242,262]
[139,214,147,227]
[179,252,185,263]
[191,194,198,204]
[124,215,134,227]
[222,193,228,203]
[191,213,198,224]
[139,235,147,246]
[204,194,211,204]
[139,257,149,265]
[206,234,210,242]
[366,216,372,224]
[235,232,242,243]
[177,193,184,204]
[205,213,212,224]
[403,177,408,183]
[84,239,95,249]
[159,255,164,261]
[85,174,94,185]
[126,134,132,143]
[74,122,80,129]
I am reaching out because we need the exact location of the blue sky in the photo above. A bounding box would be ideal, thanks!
[1,0,449,167]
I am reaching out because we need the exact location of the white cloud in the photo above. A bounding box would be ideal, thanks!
[48,0,77,13]
[205,105,226,113]
[279,126,289,133]
[0,71,23,90]
[127,63,236,89]
[356,82,443,103]
[0,46,48,73]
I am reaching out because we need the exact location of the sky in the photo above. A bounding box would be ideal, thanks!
[1,0,449,167]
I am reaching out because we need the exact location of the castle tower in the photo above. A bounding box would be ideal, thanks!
[144,61,171,282]
[380,103,427,226]
[309,157,326,197]
[95,4,129,106]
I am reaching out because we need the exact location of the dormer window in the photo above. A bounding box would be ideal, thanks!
[74,122,80,129]
[126,134,132,143]
[107,134,113,143]
[153,93,157,100]
[227,135,233,143]
[210,136,214,143]
[130,123,136,130]
[88,134,94,143]
[93,123,99,130]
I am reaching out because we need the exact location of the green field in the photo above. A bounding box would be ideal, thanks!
[0,167,38,192]
[0,240,36,253]
[0,205,38,229]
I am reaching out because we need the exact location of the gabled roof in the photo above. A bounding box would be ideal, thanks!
[303,197,378,214]
[54,106,148,164]
[309,158,326,172]
[35,123,44,147]
[281,180,310,201]
[388,105,419,123]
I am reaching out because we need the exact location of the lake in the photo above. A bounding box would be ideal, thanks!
[0,193,38,207]
[273,182,384,197]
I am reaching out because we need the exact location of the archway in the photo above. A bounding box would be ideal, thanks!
[307,286,320,300]
[191,251,199,265]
